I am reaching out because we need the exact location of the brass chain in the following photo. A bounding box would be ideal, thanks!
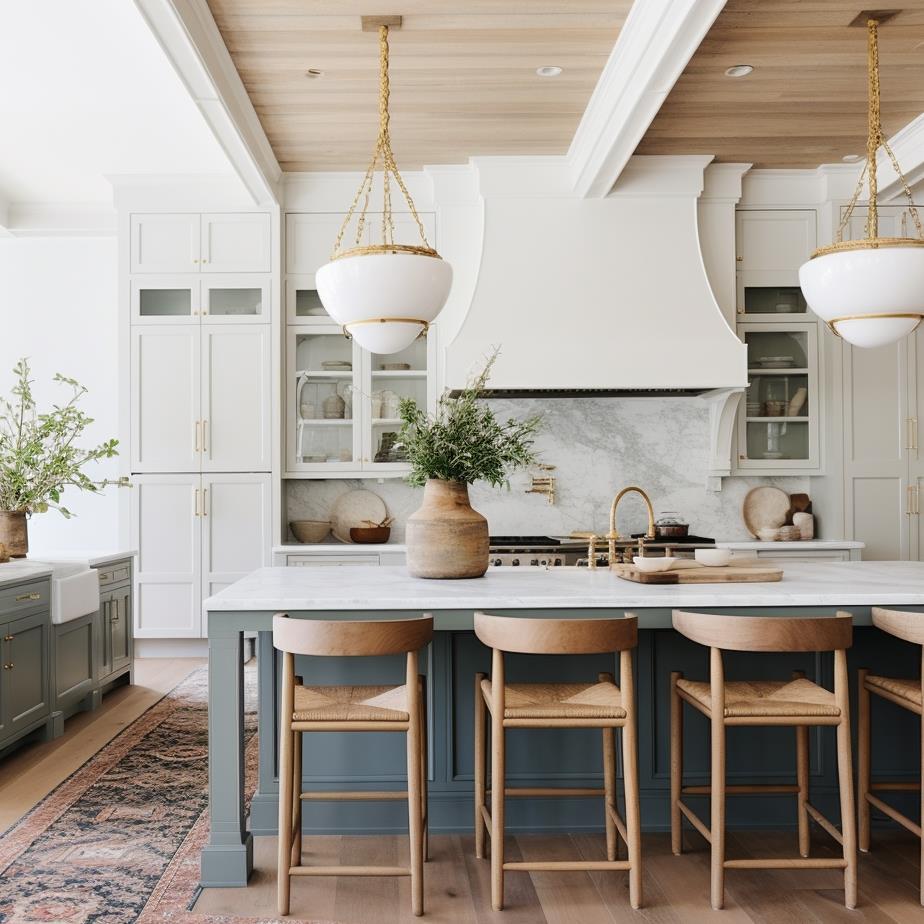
[331,25,432,259]
[837,19,923,244]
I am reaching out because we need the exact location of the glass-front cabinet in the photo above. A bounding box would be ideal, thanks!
[131,275,270,324]
[737,322,820,471]
[286,324,434,475]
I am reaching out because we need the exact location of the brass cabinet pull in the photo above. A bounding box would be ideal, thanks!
[14,592,40,602]
[3,635,12,642]
[908,486,914,516]
[202,419,208,453]
[203,487,208,517]
[908,486,920,516]
[195,420,201,452]
[112,598,119,622]
[913,417,919,452]
[194,488,201,517]
[3,664,12,670]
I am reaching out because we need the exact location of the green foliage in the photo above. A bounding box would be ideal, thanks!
[0,359,127,518]
[398,350,541,487]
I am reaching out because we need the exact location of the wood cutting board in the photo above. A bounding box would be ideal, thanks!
[611,564,783,584]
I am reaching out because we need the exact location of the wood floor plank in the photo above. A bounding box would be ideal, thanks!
[0,657,203,831]
[572,832,681,923]
[396,834,479,924]
[334,834,403,924]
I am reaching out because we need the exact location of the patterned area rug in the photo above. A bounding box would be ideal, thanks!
[0,665,330,924]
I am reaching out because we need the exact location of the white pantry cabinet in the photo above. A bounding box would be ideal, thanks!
[131,473,271,638]
[131,325,271,473]
[131,213,271,274]
[131,275,270,324]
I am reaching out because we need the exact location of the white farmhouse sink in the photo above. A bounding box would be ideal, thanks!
[37,560,100,625]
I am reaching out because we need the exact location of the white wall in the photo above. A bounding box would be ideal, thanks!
[0,236,121,551]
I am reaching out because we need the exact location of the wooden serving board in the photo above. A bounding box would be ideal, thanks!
[611,564,783,584]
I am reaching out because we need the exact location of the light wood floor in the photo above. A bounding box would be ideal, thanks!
[0,657,204,831]
[195,828,924,923]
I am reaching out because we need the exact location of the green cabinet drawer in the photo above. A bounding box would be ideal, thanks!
[0,581,50,617]
[98,562,132,589]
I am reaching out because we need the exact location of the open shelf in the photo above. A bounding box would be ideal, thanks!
[747,368,809,375]
[371,369,427,379]
[746,416,809,423]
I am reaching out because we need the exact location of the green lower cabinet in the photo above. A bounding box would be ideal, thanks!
[53,613,96,716]
[97,566,134,691]
[2,608,51,744]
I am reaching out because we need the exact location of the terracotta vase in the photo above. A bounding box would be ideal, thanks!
[0,511,28,558]
[406,479,489,579]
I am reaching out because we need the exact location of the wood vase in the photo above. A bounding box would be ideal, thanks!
[0,511,28,558]
[406,479,489,579]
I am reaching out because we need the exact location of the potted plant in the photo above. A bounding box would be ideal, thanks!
[398,351,540,579]
[0,359,126,558]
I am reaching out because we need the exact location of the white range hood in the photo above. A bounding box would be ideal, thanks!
[444,156,747,395]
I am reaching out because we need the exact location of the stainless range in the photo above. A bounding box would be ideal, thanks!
[488,534,717,568]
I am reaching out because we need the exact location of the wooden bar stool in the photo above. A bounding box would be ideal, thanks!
[273,613,433,917]
[670,610,856,910]
[473,611,641,911]
[858,606,924,904]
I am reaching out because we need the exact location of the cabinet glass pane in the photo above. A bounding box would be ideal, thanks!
[745,330,808,370]
[294,287,329,319]
[139,288,192,317]
[294,332,355,464]
[209,287,263,317]
[369,337,427,426]
[745,420,809,461]
[743,286,807,316]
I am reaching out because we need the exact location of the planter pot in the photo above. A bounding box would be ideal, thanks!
[0,511,28,558]
[406,479,489,579]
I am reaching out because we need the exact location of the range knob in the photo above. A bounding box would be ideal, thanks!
[511,558,520,566]
[492,558,503,566]
[530,558,539,566]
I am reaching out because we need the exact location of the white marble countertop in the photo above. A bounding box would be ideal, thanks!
[26,550,136,568]
[274,543,406,554]
[0,560,53,588]
[715,540,865,551]
[205,560,924,613]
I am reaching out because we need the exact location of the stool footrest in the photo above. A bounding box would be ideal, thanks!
[503,860,632,872]
[487,787,605,799]
[299,790,408,801]
[724,858,848,870]
[682,784,799,795]
[606,801,628,846]
[866,792,923,837]
[870,781,921,792]
[805,802,843,845]
[677,800,712,844]
[289,865,410,877]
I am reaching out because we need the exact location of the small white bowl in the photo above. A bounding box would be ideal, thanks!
[632,556,677,573]
[757,527,781,542]
[695,548,732,568]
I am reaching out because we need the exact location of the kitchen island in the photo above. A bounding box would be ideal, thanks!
[202,560,924,887]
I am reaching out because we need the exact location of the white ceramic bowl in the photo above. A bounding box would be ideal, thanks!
[757,527,781,542]
[633,556,676,573]
[695,548,732,568]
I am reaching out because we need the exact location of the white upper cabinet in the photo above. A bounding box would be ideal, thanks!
[130,213,271,274]
[130,214,200,274]
[201,213,272,273]
[286,213,346,275]
[131,326,201,473]
[201,275,270,324]
[201,325,272,472]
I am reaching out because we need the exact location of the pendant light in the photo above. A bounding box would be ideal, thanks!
[316,23,453,354]
[799,19,924,349]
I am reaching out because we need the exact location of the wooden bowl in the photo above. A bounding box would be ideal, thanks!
[350,526,391,544]
[289,520,331,543]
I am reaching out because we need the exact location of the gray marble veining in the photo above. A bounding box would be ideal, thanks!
[286,397,808,542]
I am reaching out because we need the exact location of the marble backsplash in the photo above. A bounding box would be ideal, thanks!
[285,397,809,543]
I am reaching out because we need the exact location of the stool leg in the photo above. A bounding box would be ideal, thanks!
[621,650,642,910]
[277,653,295,917]
[407,664,424,916]
[710,649,726,911]
[291,730,303,868]
[670,671,683,856]
[919,676,923,905]
[419,677,429,863]
[490,650,506,912]
[835,650,858,910]
[474,672,487,860]
[796,725,810,858]
[600,672,617,862]
[857,668,871,854]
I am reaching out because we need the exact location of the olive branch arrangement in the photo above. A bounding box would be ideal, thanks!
[397,349,541,488]
[0,359,127,517]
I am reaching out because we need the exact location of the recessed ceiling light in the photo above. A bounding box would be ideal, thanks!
[536,65,563,78]
[305,68,324,79]
[842,153,863,163]
[724,64,754,78]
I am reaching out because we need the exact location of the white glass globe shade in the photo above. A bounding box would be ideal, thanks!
[799,244,924,347]
[317,249,453,354]
[345,320,429,353]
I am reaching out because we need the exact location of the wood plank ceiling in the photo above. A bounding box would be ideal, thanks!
[207,1,629,171]
[636,1,924,168]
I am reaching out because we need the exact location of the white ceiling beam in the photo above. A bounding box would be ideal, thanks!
[567,0,727,199]
[133,0,282,206]
[877,113,924,203]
